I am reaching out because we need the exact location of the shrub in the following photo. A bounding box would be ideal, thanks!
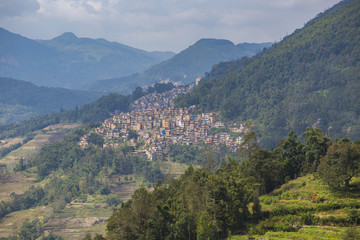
[301,212,315,225]
[342,227,360,240]
[100,186,111,195]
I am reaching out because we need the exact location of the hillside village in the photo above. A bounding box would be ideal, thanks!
[80,84,249,161]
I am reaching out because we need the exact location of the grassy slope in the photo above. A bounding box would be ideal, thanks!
[233,174,360,239]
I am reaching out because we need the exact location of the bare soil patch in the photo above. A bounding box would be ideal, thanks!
[0,138,24,150]
[110,182,138,200]
[0,173,35,201]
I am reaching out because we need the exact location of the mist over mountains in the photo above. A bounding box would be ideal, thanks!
[0,27,271,94]
[0,77,103,125]
[0,28,174,89]
[86,39,272,94]
[0,27,271,124]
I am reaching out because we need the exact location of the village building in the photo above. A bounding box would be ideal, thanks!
[83,85,249,160]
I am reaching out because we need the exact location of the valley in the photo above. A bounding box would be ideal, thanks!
[0,0,359,239]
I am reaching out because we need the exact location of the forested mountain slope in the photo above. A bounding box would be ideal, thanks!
[0,77,103,125]
[86,39,272,94]
[176,0,360,148]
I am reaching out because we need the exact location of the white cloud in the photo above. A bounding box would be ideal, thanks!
[0,0,342,52]
[0,0,40,17]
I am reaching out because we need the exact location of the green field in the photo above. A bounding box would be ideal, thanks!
[232,175,360,240]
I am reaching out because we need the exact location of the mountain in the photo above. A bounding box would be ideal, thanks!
[0,28,175,89]
[175,0,360,148]
[86,39,272,94]
[0,77,104,125]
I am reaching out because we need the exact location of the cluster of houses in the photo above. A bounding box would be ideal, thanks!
[79,83,249,161]
[83,106,247,161]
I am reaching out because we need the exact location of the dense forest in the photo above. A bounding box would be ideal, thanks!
[103,128,360,240]
[175,0,360,148]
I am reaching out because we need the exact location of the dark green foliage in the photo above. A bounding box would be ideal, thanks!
[275,130,305,179]
[131,87,146,100]
[106,197,123,207]
[0,186,45,219]
[153,82,175,93]
[83,233,105,240]
[165,143,234,171]
[107,160,253,240]
[17,219,43,240]
[29,126,163,184]
[301,212,316,225]
[104,126,360,239]
[127,129,139,140]
[342,227,360,240]
[88,133,104,147]
[240,149,283,194]
[165,143,206,165]
[347,209,360,225]
[100,186,111,195]
[0,143,21,158]
[302,127,330,173]
[14,158,26,171]
[318,139,360,188]
[175,0,360,148]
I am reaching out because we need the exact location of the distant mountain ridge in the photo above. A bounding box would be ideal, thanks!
[0,77,103,125]
[0,28,175,89]
[86,39,272,94]
[176,0,360,148]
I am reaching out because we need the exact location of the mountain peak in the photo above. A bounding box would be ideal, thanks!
[193,38,235,47]
[52,32,78,43]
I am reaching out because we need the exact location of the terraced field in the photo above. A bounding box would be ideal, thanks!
[233,175,360,239]
[0,126,191,239]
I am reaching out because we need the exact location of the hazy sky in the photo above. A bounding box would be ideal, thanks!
[0,0,341,52]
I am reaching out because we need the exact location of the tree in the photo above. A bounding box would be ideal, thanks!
[127,129,139,140]
[83,233,105,240]
[18,219,43,240]
[240,149,283,194]
[107,187,156,240]
[318,139,360,188]
[132,86,145,100]
[276,131,305,180]
[154,82,174,93]
[88,133,104,147]
[237,128,259,159]
[302,127,330,173]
